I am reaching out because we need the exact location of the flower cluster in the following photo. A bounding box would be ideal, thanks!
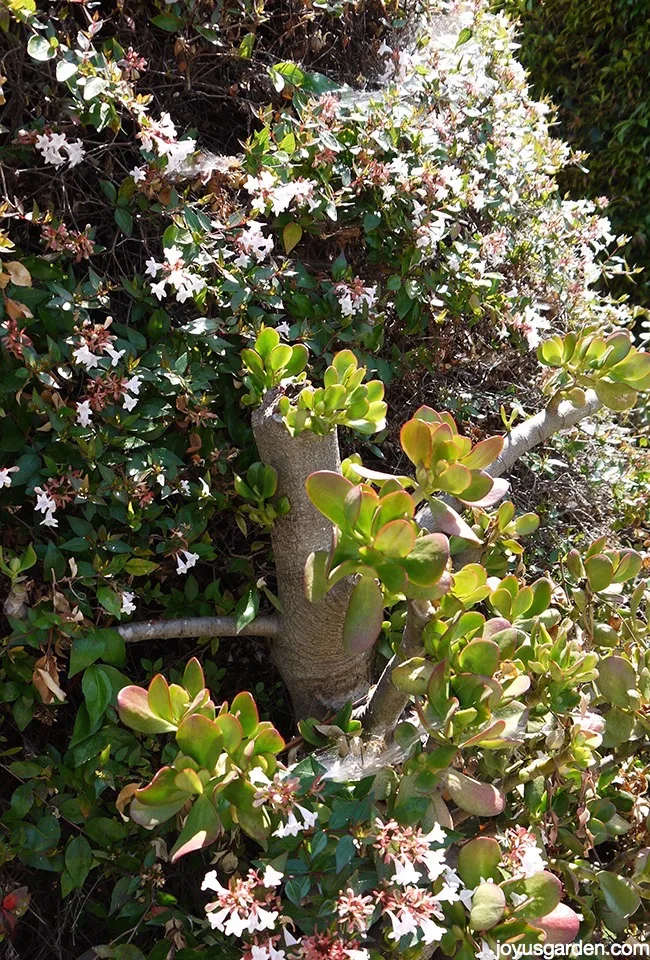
[35,131,85,168]
[145,246,206,303]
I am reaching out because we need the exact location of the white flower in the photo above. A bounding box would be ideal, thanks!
[35,132,67,167]
[145,257,161,278]
[476,940,498,960]
[76,399,93,427]
[40,510,59,528]
[73,343,101,370]
[121,591,136,615]
[150,279,167,300]
[131,166,147,182]
[276,321,291,338]
[390,858,422,887]
[0,467,18,488]
[66,139,85,167]
[262,865,284,888]
[34,486,56,515]
[179,480,191,495]
[156,473,166,486]
[198,478,211,498]
[420,917,447,945]
[176,550,199,574]
[105,345,126,367]
[510,892,528,907]
[424,823,447,844]
[123,394,138,412]
[272,804,317,838]
[124,375,142,395]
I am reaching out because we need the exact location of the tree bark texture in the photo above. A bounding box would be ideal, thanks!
[252,392,374,718]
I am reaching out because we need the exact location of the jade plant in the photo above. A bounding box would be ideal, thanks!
[117,658,285,859]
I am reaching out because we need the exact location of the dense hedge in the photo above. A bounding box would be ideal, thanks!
[500,0,650,309]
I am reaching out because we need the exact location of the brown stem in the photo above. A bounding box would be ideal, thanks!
[117,615,280,643]
[252,391,373,719]
[362,600,434,734]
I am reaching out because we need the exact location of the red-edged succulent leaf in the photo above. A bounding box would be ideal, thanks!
[373,519,416,558]
[252,721,285,755]
[401,418,433,468]
[305,471,354,527]
[413,405,442,424]
[458,639,500,676]
[427,497,481,545]
[148,674,173,722]
[462,435,504,470]
[459,475,509,507]
[343,576,384,654]
[135,767,191,807]
[214,713,244,754]
[176,714,224,770]
[372,490,415,530]
[117,685,177,734]
[529,903,581,944]
[437,463,472,496]
[401,533,449,586]
[129,794,189,828]
[445,770,505,816]
[182,658,206,699]
[170,793,222,862]
[231,691,259,737]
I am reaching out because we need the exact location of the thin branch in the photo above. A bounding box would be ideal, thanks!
[117,614,280,643]
[416,391,602,531]
[485,390,602,479]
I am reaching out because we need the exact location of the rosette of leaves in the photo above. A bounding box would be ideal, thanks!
[234,462,290,531]
[349,406,508,544]
[305,470,451,652]
[278,349,387,437]
[537,329,650,411]
[117,658,284,859]
[241,326,309,406]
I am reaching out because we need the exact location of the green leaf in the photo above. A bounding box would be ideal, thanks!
[505,871,562,920]
[97,584,122,618]
[305,471,353,527]
[585,553,614,591]
[83,76,107,101]
[124,558,159,576]
[235,589,259,633]
[230,691,259,737]
[342,577,383,654]
[82,665,113,728]
[335,834,356,873]
[596,871,640,918]
[151,12,183,31]
[597,655,638,709]
[65,835,93,888]
[43,541,65,582]
[457,837,502,888]
[458,639,500,676]
[401,533,449,586]
[114,208,133,237]
[170,794,222,862]
[176,714,223,769]
[283,222,303,254]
